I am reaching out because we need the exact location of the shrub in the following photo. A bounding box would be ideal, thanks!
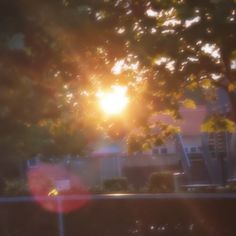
[89,185,104,194]
[148,172,174,193]
[103,177,129,193]
[2,179,29,196]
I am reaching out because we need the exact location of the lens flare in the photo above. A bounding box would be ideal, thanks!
[97,85,128,115]
[27,164,90,213]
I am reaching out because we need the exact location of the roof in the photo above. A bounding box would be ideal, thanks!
[152,105,207,136]
[178,106,207,135]
[91,105,208,156]
[91,139,125,156]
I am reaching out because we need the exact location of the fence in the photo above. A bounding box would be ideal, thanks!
[1,193,236,236]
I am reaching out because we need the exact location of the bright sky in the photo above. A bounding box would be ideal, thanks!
[97,85,129,115]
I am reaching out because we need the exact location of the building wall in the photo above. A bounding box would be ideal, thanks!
[68,158,102,187]
[122,155,180,168]
[181,135,202,154]
[100,156,122,180]
[69,156,123,187]
[152,139,176,155]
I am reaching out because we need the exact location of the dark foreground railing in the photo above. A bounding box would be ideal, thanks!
[1,193,236,236]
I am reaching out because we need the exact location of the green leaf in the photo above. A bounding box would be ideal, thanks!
[201,115,235,133]
[182,99,196,109]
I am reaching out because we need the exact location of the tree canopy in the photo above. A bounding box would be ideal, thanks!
[0,0,236,157]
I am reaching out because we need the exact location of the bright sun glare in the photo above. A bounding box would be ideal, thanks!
[97,86,128,115]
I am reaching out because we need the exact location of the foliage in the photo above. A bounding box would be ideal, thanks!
[201,114,235,133]
[182,99,197,109]
[127,123,179,153]
[89,185,104,194]
[0,0,104,159]
[0,155,24,186]
[148,172,174,193]
[103,177,129,193]
[0,0,236,159]
[2,179,29,196]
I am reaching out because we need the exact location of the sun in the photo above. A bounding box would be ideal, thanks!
[97,86,128,115]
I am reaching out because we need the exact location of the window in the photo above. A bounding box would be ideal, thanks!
[211,152,217,158]
[209,145,215,151]
[152,148,159,155]
[190,147,197,153]
[208,132,228,158]
[160,148,168,154]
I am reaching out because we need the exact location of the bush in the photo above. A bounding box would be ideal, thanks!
[2,179,29,196]
[89,185,104,194]
[148,172,174,193]
[103,177,129,193]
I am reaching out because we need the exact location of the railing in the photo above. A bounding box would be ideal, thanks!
[1,193,236,236]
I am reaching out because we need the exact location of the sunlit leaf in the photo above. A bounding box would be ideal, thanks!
[201,115,235,133]
[228,83,236,92]
[182,99,196,109]
[201,79,212,89]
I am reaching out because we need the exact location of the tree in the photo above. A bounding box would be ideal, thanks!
[0,0,104,159]
[89,0,236,118]
[1,0,236,158]
[76,0,236,150]
[86,0,236,148]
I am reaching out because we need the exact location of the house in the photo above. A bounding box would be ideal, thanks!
[122,105,210,187]
[27,101,234,189]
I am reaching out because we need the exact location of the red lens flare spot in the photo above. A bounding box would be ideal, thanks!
[27,163,90,213]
